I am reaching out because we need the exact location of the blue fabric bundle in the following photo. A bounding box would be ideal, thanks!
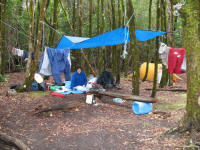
[47,47,71,85]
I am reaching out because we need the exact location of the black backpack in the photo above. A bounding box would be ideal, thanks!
[97,71,115,88]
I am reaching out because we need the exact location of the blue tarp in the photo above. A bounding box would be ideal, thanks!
[71,27,130,49]
[56,26,166,49]
[56,35,74,49]
[136,30,166,41]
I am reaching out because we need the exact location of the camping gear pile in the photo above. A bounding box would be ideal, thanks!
[10,27,187,115]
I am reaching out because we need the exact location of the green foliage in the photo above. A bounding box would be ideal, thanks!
[1,0,184,73]
[0,74,8,83]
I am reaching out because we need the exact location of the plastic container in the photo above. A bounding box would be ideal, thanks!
[65,81,71,89]
[113,98,125,103]
[86,94,94,104]
[132,101,152,115]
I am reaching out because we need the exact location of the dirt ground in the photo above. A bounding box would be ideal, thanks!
[0,72,198,150]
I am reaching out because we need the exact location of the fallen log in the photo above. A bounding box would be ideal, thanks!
[91,91,157,103]
[145,88,187,92]
[0,131,30,150]
[34,101,85,115]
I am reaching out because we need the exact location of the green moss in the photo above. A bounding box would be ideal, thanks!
[174,93,186,98]
[157,103,186,111]
[31,91,50,98]
[159,97,168,101]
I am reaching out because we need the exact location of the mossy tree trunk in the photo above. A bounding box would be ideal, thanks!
[167,0,176,86]
[0,0,1,74]
[159,0,169,88]
[0,0,7,75]
[143,0,152,82]
[25,0,47,91]
[48,0,58,47]
[25,0,34,77]
[115,0,123,84]
[111,0,117,78]
[168,0,175,47]
[72,0,76,34]
[151,0,160,98]
[97,0,103,75]
[87,0,93,75]
[59,0,74,34]
[121,0,128,78]
[179,0,200,132]
[100,0,106,73]
[71,0,77,70]
[78,0,83,67]
[127,0,140,95]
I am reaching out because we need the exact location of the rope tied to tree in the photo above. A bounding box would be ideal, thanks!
[121,5,134,59]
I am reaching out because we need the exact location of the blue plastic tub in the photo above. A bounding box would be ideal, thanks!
[132,101,152,115]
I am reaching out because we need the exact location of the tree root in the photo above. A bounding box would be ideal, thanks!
[0,131,30,150]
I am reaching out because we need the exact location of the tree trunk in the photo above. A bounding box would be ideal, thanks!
[48,0,58,47]
[25,0,47,91]
[127,0,140,95]
[97,0,101,74]
[0,0,2,74]
[0,0,7,75]
[25,0,34,78]
[72,0,76,34]
[168,0,175,47]
[87,0,93,75]
[0,131,30,150]
[159,0,169,88]
[111,0,117,78]
[78,0,83,67]
[100,0,106,73]
[59,0,74,34]
[71,0,77,70]
[115,0,122,84]
[151,0,160,98]
[179,0,200,131]
[143,0,152,82]
[120,0,128,78]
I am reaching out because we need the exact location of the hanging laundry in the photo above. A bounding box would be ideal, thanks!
[39,48,52,76]
[159,42,170,68]
[23,51,29,61]
[16,49,24,57]
[46,47,71,85]
[168,48,185,74]
[181,56,186,72]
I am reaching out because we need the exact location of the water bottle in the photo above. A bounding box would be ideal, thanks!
[132,101,152,115]
[113,98,125,103]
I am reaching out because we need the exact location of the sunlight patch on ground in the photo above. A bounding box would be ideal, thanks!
[157,103,186,111]
[175,93,186,98]
[31,91,49,98]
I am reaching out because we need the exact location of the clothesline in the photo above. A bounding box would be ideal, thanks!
[0,19,30,39]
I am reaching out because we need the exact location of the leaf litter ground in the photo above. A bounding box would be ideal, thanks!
[0,72,197,150]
